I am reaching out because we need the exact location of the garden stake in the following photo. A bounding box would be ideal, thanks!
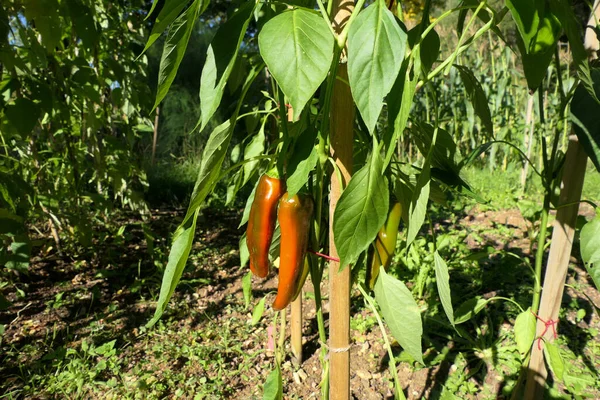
[523,3,599,397]
[287,106,304,365]
[329,0,354,396]
[524,137,588,399]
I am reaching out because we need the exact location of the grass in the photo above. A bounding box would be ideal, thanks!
[461,162,600,211]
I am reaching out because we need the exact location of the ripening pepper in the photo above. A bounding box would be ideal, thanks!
[366,202,402,289]
[272,192,314,311]
[246,174,286,278]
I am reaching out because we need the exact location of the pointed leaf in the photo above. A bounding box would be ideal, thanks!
[242,271,252,309]
[384,57,418,169]
[333,150,389,268]
[252,297,266,325]
[263,364,283,400]
[142,0,193,54]
[286,126,318,197]
[200,1,255,130]
[544,341,565,381]
[243,122,265,185]
[347,0,407,134]
[146,211,198,328]
[434,251,454,325]
[153,0,201,109]
[374,268,423,364]
[406,163,430,247]
[515,308,536,356]
[454,296,489,324]
[258,9,334,120]
[580,215,600,290]
[455,65,493,137]
[570,68,600,172]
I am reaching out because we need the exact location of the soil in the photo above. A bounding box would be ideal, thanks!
[1,205,599,399]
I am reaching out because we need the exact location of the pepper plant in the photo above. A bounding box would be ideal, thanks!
[145,0,600,398]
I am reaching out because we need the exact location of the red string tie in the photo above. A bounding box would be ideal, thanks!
[308,249,340,263]
[530,310,558,350]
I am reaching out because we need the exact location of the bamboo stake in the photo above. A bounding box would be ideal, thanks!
[329,0,354,397]
[524,3,599,397]
[288,105,303,365]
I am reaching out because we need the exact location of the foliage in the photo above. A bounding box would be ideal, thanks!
[0,0,155,271]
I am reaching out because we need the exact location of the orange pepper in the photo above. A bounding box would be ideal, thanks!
[272,192,313,310]
[246,174,285,278]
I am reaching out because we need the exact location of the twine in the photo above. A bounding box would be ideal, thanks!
[531,310,558,350]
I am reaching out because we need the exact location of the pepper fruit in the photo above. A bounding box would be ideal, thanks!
[272,192,314,311]
[246,174,286,278]
[366,202,402,289]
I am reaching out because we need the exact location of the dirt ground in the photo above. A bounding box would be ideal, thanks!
[1,205,599,399]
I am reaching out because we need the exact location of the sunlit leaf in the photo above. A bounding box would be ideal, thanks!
[333,149,389,268]
[434,251,454,325]
[374,268,423,364]
[200,1,255,130]
[348,0,407,134]
[258,9,334,120]
[514,308,536,356]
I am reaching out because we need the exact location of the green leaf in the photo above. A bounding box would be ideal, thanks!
[242,271,252,309]
[384,57,418,169]
[286,126,318,197]
[243,121,265,186]
[67,0,99,51]
[333,149,389,268]
[4,98,40,136]
[200,1,255,130]
[252,296,266,325]
[6,235,30,273]
[434,251,454,326]
[454,65,493,137]
[570,68,600,172]
[258,9,334,120]
[146,210,199,328]
[147,106,243,327]
[543,341,565,382]
[239,181,258,228]
[549,0,599,104]
[153,0,202,109]
[580,215,600,290]
[514,308,536,356]
[347,0,407,134]
[23,0,62,50]
[374,268,423,364]
[581,215,600,265]
[406,162,430,247]
[505,0,542,50]
[240,233,250,268]
[142,0,191,54]
[454,296,489,324]
[263,364,283,400]
[183,119,233,225]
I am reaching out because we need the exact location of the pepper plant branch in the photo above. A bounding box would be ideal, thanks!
[336,0,367,50]
[315,0,336,38]
[531,194,551,315]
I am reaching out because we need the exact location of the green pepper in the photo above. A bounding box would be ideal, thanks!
[366,202,402,289]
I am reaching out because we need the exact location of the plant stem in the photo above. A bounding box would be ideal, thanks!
[358,285,407,400]
[531,194,550,314]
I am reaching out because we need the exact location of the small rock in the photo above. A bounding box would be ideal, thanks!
[356,370,371,380]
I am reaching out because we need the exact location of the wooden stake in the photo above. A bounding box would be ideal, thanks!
[287,105,304,365]
[290,290,303,363]
[524,3,599,397]
[329,0,354,394]
[329,62,354,400]
[524,136,587,398]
